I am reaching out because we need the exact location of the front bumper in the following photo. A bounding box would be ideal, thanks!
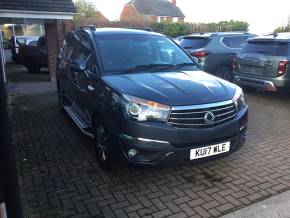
[117,107,248,166]
[234,74,290,91]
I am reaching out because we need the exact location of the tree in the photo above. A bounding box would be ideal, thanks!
[274,16,290,33]
[74,0,97,17]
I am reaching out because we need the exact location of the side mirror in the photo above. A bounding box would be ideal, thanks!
[70,58,86,72]
[192,56,199,64]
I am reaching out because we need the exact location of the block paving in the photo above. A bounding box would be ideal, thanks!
[9,90,290,218]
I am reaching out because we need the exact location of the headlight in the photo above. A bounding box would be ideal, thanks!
[122,94,170,122]
[233,87,246,111]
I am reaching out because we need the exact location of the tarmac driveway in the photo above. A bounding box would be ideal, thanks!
[9,86,290,218]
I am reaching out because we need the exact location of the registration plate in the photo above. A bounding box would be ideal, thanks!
[190,142,230,160]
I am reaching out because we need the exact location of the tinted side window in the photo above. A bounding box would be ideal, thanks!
[222,36,249,48]
[28,41,38,46]
[66,33,81,61]
[37,37,46,47]
[74,34,97,74]
[242,40,290,56]
[58,34,70,67]
[180,37,211,49]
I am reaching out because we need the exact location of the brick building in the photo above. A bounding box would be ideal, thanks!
[120,0,185,23]
[0,0,76,81]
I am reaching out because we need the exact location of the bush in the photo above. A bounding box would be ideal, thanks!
[151,23,191,37]
[151,20,249,37]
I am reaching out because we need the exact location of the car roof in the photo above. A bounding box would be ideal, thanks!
[15,36,39,39]
[79,27,163,37]
[183,32,254,38]
[248,33,290,42]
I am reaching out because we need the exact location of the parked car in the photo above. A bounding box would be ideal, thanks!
[10,35,39,61]
[57,27,248,170]
[178,32,255,81]
[1,40,14,64]
[233,33,290,92]
[18,36,48,74]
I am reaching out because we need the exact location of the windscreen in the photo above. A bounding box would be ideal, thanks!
[242,40,290,56]
[95,34,194,74]
[179,37,211,49]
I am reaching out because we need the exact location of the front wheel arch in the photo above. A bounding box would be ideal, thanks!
[215,66,233,82]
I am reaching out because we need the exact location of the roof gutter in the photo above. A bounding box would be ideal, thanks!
[0,9,77,20]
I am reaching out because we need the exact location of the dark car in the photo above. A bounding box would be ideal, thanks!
[18,36,48,73]
[56,27,248,170]
[178,32,255,81]
[233,33,290,92]
[10,35,39,61]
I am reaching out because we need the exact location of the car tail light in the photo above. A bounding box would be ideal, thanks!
[277,61,290,77]
[190,51,210,58]
[232,56,237,70]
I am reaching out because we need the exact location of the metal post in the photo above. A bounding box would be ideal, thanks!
[0,31,23,218]
[0,25,6,82]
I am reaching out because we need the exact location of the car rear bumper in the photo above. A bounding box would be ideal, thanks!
[116,107,248,166]
[234,74,290,91]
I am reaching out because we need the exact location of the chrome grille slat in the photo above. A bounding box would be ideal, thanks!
[215,109,236,118]
[171,105,235,115]
[168,101,237,129]
[169,117,204,120]
[169,114,236,126]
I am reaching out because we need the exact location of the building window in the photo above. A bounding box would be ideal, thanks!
[173,17,179,23]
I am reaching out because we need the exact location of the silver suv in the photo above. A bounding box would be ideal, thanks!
[179,32,255,81]
[234,33,290,92]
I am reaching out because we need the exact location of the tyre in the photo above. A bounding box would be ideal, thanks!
[26,57,40,74]
[57,81,65,108]
[215,67,233,82]
[241,86,257,93]
[93,117,114,171]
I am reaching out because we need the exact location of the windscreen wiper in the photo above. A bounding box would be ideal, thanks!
[257,50,271,54]
[120,64,174,74]
[166,62,197,70]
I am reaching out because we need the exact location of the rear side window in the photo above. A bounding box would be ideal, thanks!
[37,37,46,47]
[179,37,211,49]
[65,33,80,60]
[242,40,290,56]
[28,41,37,46]
[222,36,249,48]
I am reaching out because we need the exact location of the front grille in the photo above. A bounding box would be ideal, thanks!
[168,100,237,129]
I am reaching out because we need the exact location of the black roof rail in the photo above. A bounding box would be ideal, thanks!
[74,25,96,31]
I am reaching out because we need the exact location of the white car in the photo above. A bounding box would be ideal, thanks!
[1,40,13,64]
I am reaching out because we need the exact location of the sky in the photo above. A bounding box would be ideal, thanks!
[92,0,290,34]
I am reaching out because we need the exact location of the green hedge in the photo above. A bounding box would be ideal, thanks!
[151,20,249,37]
[151,23,191,37]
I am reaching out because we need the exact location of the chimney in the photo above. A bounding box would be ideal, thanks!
[172,0,176,6]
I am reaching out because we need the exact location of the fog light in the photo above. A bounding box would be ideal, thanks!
[240,124,246,131]
[128,149,137,157]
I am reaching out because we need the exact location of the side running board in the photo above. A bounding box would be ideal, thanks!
[63,105,94,138]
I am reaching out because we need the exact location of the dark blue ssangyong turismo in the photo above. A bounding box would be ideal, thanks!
[56,26,248,170]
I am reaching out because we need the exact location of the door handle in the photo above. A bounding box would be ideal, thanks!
[88,85,94,91]
[265,61,272,66]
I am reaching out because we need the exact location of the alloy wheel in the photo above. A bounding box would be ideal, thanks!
[95,122,112,170]
[216,67,232,81]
